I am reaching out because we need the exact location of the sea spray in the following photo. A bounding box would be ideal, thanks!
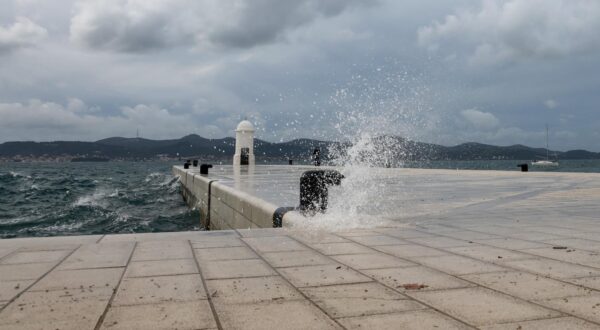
[288,70,438,230]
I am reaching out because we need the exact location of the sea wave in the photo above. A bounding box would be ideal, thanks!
[145,172,163,182]
[1,162,198,238]
[73,189,111,207]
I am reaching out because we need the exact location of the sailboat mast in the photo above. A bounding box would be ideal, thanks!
[546,124,549,160]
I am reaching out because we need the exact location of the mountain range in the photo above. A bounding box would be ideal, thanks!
[1,134,598,161]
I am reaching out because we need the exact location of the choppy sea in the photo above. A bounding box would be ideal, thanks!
[0,161,199,238]
[2,159,600,238]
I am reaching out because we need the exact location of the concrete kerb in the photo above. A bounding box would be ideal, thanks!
[176,165,306,229]
[210,181,281,229]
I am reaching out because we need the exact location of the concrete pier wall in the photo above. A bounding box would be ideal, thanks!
[173,166,280,230]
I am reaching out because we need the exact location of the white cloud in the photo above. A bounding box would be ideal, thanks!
[460,108,500,131]
[418,0,600,66]
[0,16,47,54]
[0,99,226,141]
[544,99,558,109]
[69,0,371,52]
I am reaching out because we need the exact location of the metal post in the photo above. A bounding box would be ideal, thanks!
[298,170,344,214]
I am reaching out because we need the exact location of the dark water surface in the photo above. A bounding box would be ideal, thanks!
[0,162,199,238]
[404,159,600,173]
[2,159,600,238]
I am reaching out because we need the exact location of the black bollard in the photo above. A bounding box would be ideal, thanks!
[288,159,293,165]
[299,170,344,214]
[517,164,529,172]
[200,164,213,175]
[193,160,199,167]
[313,148,321,166]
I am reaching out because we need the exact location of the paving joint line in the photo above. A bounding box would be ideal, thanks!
[129,257,195,262]
[189,240,224,330]
[94,241,137,330]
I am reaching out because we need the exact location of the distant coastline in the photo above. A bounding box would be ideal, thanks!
[1,134,599,162]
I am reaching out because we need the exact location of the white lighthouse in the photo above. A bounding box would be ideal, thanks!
[233,120,255,166]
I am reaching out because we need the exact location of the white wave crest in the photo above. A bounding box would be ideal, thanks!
[73,189,110,207]
[144,172,163,182]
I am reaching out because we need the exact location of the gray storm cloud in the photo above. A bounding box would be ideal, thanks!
[69,0,372,52]
[0,0,599,151]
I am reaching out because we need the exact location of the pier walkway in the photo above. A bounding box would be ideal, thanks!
[2,218,600,329]
[2,168,600,329]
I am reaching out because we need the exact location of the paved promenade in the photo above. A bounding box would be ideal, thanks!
[2,217,600,329]
[3,168,600,329]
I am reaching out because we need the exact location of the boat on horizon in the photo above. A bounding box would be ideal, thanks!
[532,125,559,167]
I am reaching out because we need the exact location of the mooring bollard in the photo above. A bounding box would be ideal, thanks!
[313,148,321,166]
[288,159,293,165]
[517,164,528,172]
[299,170,344,214]
[193,160,199,167]
[200,164,213,175]
[183,160,191,169]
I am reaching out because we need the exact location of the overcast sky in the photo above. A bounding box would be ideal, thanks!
[1,0,599,150]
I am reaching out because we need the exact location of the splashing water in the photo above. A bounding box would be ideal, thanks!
[289,70,438,230]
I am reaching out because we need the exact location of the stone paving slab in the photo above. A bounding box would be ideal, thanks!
[0,262,57,281]
[100,300,217,330]
[112,274,207,306]
[278,263,372,288]
[216,299,342,330]
[499,258,600,279]
[207,276,301,304]
[261,250,333,268]
[125,258,198,278]
[538,294,600,324]
[364,266,474,292]
[338,309,473,330]
[30,268,124,292]
[462,271,594,301]
[301,282,426,318]
[569,276,600,291]
[446,245,533,262]
[0,287,114,329]
[0,279,33,301]
[415,254,507,275]
[479,317,600,330]
[408,287,561,326]
[130,240,193,261]
[194,246,258,261]
[0,250,71,265]
[58,242,134,270]
[201,259,276,280]
[330,253,417,270]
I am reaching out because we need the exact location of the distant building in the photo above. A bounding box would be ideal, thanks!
[233,120,255,166]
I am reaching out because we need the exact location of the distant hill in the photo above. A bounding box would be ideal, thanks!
[1,134,598,161]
